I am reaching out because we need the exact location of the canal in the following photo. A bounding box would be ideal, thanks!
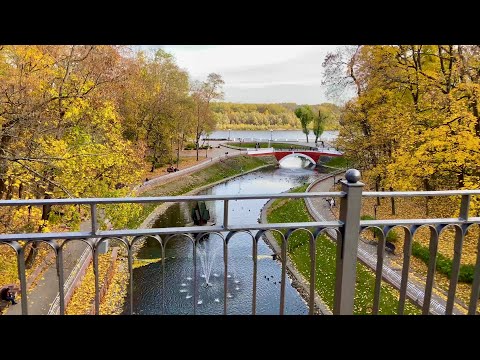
[127,157,323,314]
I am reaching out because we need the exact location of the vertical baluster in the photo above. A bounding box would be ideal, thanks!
[372,229,386,314]
[422,227,439,315]
[17,245,28,315]
[57,246,65,315]
[161,240,166,315]
[252,235,259,315]
[193,241,197,315]
[90,204,98,235]
[309,236,317,315]
[446,226,465,314]
[398,228,413,315]
[223,200,229,229]
[224,239,228,315]
[93,244,100,315]
[128,244,133,315]
[279,235,287,315]
[468,228,480,315]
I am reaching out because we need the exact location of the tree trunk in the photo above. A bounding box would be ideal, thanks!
[390,186,396,215]
[176,136,180,169]
[196,104,201,161]
[375,176,381,205]
[424,178,430,217]
[472,98,480,137]
[458,169,465,188]
[0,133,12,199]
[305,133,309,143]
[0,177,5,199]
[150,148,157,172]
[5,178,13,200]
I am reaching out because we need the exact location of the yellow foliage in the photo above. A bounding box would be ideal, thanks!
[100,259,129,315]
[133,258,161,269]
[65,253,112,315]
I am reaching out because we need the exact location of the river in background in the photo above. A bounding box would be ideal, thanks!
[203,130,338,143]
[127,157,324,315]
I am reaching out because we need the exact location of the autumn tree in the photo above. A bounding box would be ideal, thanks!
[0,46,225,271]
[191,73,224,161]
[323,45,480,216]
[294,105,314,142]
[0,45,142,266]
[117,49,193,171]
[313,109,326,145]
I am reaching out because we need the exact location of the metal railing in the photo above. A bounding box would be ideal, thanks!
[1,169,480,315]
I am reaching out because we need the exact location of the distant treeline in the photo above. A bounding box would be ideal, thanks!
[211,102,341,130]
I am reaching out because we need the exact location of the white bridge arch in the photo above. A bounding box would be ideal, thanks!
[278,153,317,165]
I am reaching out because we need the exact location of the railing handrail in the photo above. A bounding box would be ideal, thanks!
[0,192,346,206]
[363,190,480,197]
[0,221,344,241]
[360,217,480,227]
[2,189,479,207]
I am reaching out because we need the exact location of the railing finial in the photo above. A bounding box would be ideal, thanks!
[345,169,361,183]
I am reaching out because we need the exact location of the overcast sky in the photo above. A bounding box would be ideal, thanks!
[141,45,345,105]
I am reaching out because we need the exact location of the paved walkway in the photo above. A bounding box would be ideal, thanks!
[6,223,90,315]
[305,173,465,315]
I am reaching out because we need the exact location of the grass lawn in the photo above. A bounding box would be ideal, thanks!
[266,184,420,314]
[321,156,348,169]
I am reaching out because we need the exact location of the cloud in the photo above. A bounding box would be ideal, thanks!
[224,83,329,104]
[144,45,345,104]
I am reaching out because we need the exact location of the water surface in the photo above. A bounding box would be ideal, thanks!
[129,157,321,315]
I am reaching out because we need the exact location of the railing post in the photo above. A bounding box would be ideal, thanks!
[334,169,363,315]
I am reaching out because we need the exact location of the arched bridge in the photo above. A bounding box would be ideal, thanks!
[246,148,343,163]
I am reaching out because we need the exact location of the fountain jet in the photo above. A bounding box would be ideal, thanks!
[197,239,218,288]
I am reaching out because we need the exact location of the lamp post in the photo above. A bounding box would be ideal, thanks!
[269,129,273,148]
[228,129,231,141]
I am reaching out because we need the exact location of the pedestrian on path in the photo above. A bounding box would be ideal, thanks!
[326,198,335,210]
[1,287,17,305]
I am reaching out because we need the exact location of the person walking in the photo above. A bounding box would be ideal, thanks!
[327,198,335,210]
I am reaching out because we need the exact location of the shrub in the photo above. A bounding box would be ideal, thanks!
[184,142,196,150]
[411,241,475,283]
[184,143,212,150]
